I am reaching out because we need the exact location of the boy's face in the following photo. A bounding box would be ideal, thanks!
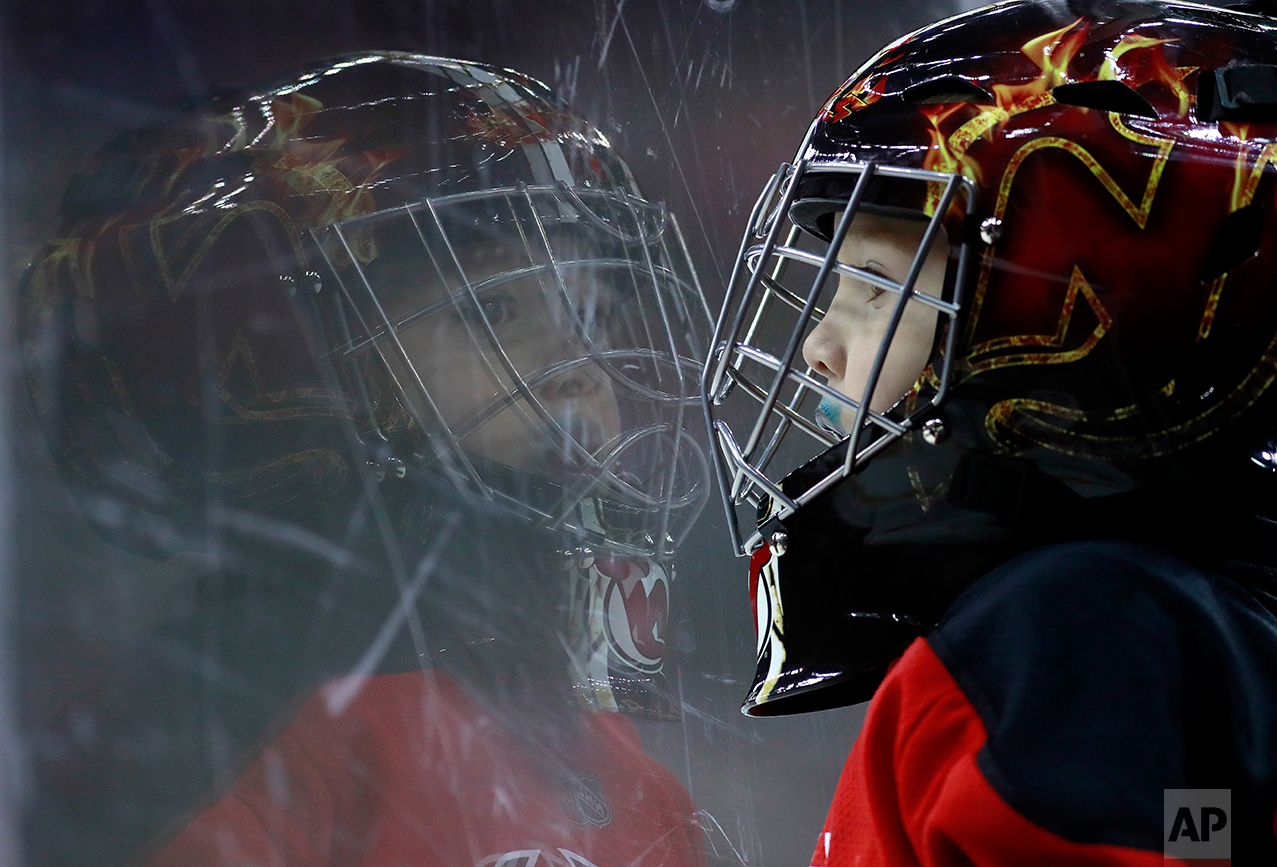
[369,236,623,478]
[801,211,947,433]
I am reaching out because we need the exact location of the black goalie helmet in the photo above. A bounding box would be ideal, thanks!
[704,0,1277,715]
[21,52,711,716]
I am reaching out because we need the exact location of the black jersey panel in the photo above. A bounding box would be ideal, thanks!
[927,540,1277,854]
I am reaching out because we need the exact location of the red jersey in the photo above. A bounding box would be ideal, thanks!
[144,669,706,867]
[810,543,1277,866]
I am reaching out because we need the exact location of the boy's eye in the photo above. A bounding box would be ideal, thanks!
[459,290,516,328]
[859,262,892,306]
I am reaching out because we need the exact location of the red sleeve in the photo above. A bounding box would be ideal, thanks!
[809,638,1187,867]
[141,672,707,867]
[141,687,382,867]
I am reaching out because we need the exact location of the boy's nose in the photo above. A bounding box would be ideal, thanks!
[803,318,847,383]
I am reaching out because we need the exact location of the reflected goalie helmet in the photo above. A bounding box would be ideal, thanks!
[22,52,710,716]
[704,0,1277,715]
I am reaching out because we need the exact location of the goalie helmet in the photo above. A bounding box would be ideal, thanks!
[21,52,710,716]
[704,0,1277,715]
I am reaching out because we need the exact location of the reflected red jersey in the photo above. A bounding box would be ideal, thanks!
[144,670,705,867]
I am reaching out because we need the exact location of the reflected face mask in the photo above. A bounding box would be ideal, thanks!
[316,185,713,560]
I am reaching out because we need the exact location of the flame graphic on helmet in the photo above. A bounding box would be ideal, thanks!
[918,20,1085,214]
[922,20,1086,180]
[996,19,1089,113]
[1099,33,1191,116]
[460,104,578,148]
[820,76,886,123]
[919,21,1189,192]
[919,102,983,216]
[827,14,1277,460]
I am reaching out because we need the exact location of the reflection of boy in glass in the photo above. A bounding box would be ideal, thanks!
[369,227,624,478]
[21,53,710,867]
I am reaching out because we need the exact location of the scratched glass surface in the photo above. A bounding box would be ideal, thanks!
[3,2,995,865]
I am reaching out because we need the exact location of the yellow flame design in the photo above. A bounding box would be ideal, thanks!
[992,18,1089,114]
[967,266,1113,373]
[1098,33,1192,118]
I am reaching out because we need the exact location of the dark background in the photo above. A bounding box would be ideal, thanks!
[1,1,981,864]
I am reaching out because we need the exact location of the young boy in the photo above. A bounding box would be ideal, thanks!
[704,1,1277,862]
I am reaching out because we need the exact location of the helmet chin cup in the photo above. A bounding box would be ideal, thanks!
[745,529,921,715]
[742,434,1098,715]
[563,546,680,719]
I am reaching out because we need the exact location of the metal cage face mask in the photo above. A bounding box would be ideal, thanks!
[317,183,712,560]
[703,159,977,556]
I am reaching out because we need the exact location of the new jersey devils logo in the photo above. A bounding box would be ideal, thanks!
[596,555,669,674]
[563,552,673,712]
